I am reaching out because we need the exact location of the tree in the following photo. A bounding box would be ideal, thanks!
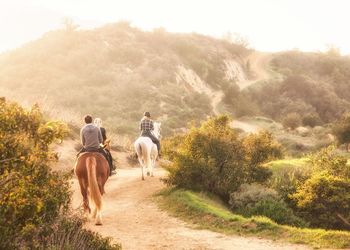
[164,115,282,201]
[0,98,70,248]
[290,146,350,230]
[282,112,302,130]
[333,112,350,146]
[0,98,121,249]
[291,172,350,229]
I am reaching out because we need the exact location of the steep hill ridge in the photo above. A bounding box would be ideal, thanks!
[2,23,350,137]
[0,22,251,136]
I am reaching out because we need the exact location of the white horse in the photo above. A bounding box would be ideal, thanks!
[134,122,161,180]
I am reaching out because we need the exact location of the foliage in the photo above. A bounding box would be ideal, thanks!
[44,215,121,250]
[161,134,186,161]
[158,188,350,249]
[248,51,350,125]
[242,131,284,182]
[291,171,350,230]
[302,113,322,127]
[266,158,311,205]
[290,146,350,230]
[0,22,250,137]
[229,183,306,227]
[243,199,306,227]
[229,183,279,210]
[0,98,117,249]
[282,113,302,130]
[333,112,350,145]
[164,115,283,201]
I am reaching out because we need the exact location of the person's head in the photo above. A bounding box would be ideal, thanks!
[94,117,102,128]
[84,115,93,124]
[144,111,151,118]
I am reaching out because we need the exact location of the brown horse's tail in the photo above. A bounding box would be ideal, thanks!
[86,156,102,210]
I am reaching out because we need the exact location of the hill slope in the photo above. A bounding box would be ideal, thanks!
[0,22,250,136]
[3,23,350,137]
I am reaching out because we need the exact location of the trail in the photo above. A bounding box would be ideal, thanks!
[70,153,309,250]
[236,52,271,90]
[231,120,261,133]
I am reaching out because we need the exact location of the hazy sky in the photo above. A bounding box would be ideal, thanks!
[1,0,349,54]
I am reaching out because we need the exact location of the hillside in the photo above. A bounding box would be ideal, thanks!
[2,22,350,138]
[0,22,251,137]
[246,50,350,124]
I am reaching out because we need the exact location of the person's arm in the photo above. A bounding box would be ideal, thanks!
[80,128,85,146]
[140,121,142,131]
[98,128,103,144]
[101,127,107,142]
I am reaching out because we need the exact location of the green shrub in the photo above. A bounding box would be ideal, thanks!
[290,146,350,230]
[267,159,311,205]
[302,113,322,127]
[242,131,284,183]
[44,216,121,250]
[246,199,307,227]
[229,183,306,227]
[0,98,118,249]
[164,115,282,201]
[291,171,350,230]
[282,113,302,130]
[229,183,279,209]
[308,145,350,178]
[333,112,350,145]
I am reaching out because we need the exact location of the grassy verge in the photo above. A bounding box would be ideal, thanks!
[265,158,308,172]
[156,188,350,249]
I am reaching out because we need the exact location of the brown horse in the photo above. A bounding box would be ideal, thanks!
[74,152,109,225]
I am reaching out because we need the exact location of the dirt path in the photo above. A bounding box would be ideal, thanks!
[237,52,271,90]
[211,90,224,115]
[231,120,261,133]
[71,154,309,250]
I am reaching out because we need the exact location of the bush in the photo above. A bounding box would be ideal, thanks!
[229,183,306,227]
[291,171,350,230]
[164,115,283,201]
[229,183,279,209]
[333,112,350,145]
[0,99,118,249]
[302,113,322,127]
[290,146,350,230]
[282,113,302,130]
[242,131,284,183]
[267,162,311,205]
[44,216,121,250]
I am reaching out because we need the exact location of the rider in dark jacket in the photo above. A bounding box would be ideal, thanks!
[94,118,114,175]
[140,112,161,157]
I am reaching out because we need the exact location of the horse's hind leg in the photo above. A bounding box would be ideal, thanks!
[151,158,155,177]
[78,178,90,214]
[139,158,145,180]
[95,208,102,225]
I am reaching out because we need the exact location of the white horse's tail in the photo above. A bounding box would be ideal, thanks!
[143,145,152,170]
[137,141,151,170]
[135,138,154,180]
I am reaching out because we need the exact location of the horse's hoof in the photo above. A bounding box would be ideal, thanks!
[147,172,150,176]
[95,222,103,226]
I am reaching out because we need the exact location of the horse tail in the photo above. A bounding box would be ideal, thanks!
[86,156,102,210]
[143,144,152,170]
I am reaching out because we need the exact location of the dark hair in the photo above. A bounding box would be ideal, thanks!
[84,115,93,124]
[144,112,151,118]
